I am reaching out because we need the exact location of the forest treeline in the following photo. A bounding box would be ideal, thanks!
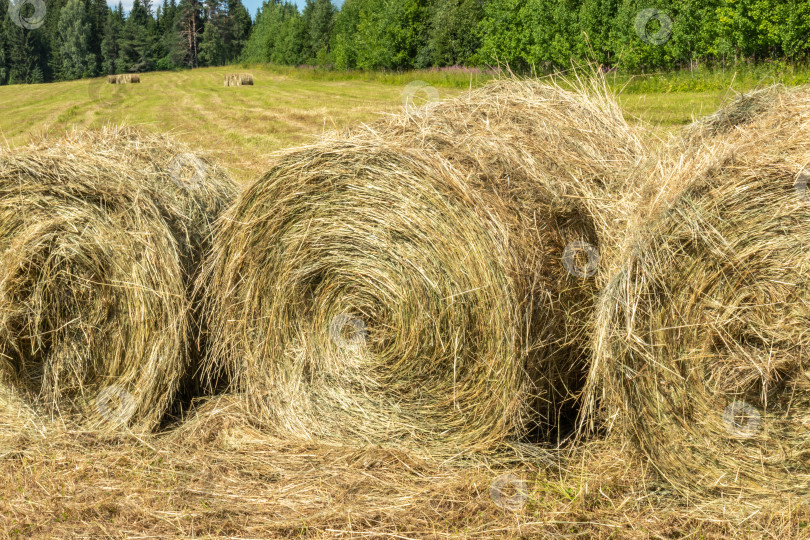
[0,0,251,83]
[3,0,810,85]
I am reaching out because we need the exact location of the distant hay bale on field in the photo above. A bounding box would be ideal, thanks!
[224,73,254,87]
[201,77,645,452]
[587,86,810,501]
[0,127,236,432]
[107,74,140,84]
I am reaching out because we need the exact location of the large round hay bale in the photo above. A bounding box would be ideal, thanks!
[0,127,236,431]
[201,78,645,452]
[587,86,810,500]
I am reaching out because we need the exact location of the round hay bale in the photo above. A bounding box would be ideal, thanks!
[225,73,254,87]
[587,86,810,501]
[202,78,645,452]
[349,76,646,429]
[0,127,236,431]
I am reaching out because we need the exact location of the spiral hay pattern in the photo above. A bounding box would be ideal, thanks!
[587,87,810,501]
[202,78,645,452]
[0,127,236,431]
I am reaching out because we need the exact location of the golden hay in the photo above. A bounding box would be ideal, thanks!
[224,73,254,87]
[0,127,236,432]
[586,86,810,501]
[107,74,140,84]
[200,77,645,453]
[679,85,783,148]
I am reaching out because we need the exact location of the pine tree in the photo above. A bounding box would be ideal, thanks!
[301,0,335,64]
[100,2,124,73]
[199,18,225,65]
[175,0,203,67]
[86,0,109,74]
[224,0,250,62]
[57,0,95,79]
[3,6,46,83]
[120,0,154,71]
[0,0,8,84]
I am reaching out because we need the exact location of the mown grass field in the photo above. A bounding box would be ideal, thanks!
[2,65,810,538]
[0,64,766,183]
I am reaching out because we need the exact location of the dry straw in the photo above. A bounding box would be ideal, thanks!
[224,73,254,87]
[679,85,783,148]
[586,86,810,501]
[0,126,236,432]
[201,76,645,453]
[107,74,140,84]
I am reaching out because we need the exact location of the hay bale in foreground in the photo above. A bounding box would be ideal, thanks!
[224,73,253,87]
[587,86,810,501]
[680,86,782,147]
[0,127,236,431]
[201,78,645,452]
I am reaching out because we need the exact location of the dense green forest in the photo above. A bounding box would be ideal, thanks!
[2,0,810,84]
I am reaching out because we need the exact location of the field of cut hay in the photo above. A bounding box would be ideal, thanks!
[1,74,810,538]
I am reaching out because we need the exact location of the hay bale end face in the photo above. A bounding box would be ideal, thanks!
[350,77,646,434]
[588,87,810,501]
[224,73,254,87]
[107,74,141,84]
[0,127,236,432]
[202,78,645,452]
